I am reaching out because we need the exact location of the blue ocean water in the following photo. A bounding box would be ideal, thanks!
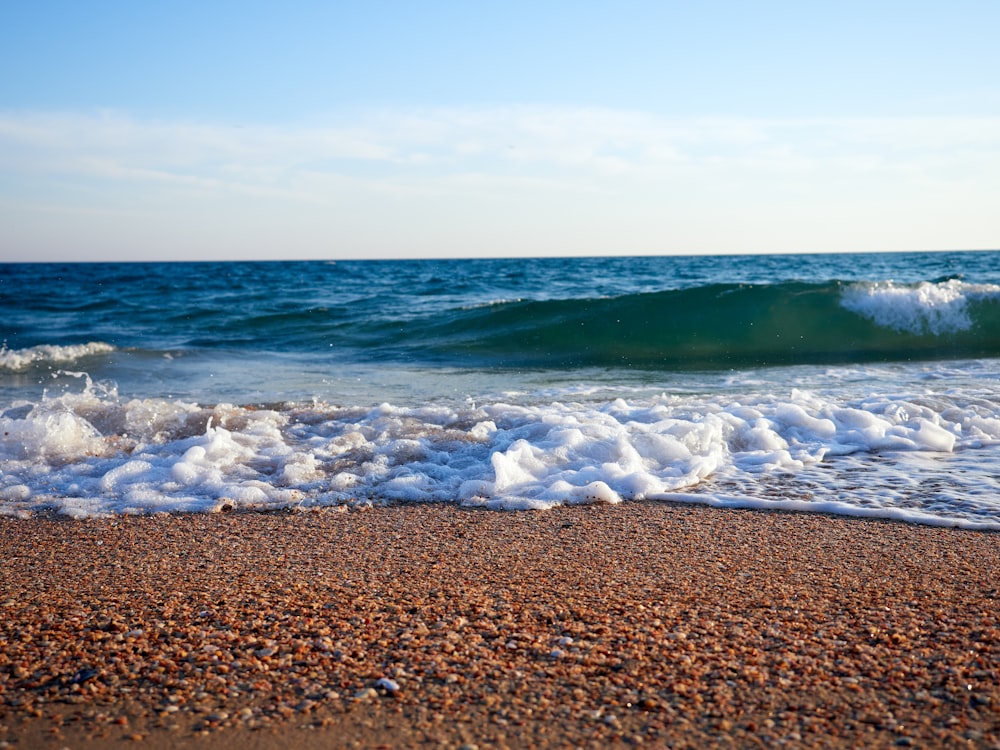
[1,251,999,527]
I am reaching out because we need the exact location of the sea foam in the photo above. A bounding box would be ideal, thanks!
[0,342,115,371]
[840,279,1000,335]
[1,377,998,528]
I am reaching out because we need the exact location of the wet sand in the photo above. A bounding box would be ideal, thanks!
[1,503,998,749]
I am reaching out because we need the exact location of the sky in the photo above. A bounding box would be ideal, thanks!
[1,1,998,262]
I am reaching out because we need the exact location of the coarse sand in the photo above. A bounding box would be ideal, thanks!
[1,503,997,749]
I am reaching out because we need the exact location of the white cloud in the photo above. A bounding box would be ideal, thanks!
[1,107,998,260]
[3,107,999,185]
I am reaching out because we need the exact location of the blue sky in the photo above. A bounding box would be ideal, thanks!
[1,1,998,261]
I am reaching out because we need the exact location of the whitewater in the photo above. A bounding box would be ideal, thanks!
[1,252,999,528]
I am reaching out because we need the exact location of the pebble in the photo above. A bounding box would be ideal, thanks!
[375,677,400,694]
[1,505,998,749]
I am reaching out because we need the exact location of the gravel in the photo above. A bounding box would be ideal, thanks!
[1,502,998,749]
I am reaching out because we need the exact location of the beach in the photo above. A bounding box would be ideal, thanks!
[1,504,997,749]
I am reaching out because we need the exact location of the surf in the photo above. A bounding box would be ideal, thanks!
[379,279,1000,369]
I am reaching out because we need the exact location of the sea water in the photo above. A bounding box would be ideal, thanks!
[1,251,999,528]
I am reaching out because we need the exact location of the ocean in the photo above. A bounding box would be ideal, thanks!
[1,251,999,528]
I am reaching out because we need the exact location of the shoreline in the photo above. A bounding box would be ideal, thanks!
[1,503,998,748]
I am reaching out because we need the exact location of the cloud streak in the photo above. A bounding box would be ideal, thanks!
[1,106,998,259]
[4,107,998,178]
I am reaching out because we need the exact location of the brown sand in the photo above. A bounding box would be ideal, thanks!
[0,503,997,749]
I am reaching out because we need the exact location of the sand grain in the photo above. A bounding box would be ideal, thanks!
[1,503,997,748]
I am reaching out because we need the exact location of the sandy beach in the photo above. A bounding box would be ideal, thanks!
[1,503,997,749]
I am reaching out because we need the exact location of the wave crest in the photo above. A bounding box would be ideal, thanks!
[395,281,1000,369]
[840,279,1000,335]
[0,342,116,371]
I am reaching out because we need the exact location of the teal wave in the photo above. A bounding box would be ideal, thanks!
[4,260,999,372]
[384,282,1000,369]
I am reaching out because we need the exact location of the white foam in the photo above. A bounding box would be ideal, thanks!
[0,374,998,527]
[0,342,115,371]
[655,492,1000,531]
[840,279,1000,335]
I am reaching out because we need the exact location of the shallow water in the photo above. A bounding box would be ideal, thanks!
[1,252,999,527]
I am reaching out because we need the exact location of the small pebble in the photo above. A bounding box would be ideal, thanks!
[1,502,997,750]
[376,677,400,694]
